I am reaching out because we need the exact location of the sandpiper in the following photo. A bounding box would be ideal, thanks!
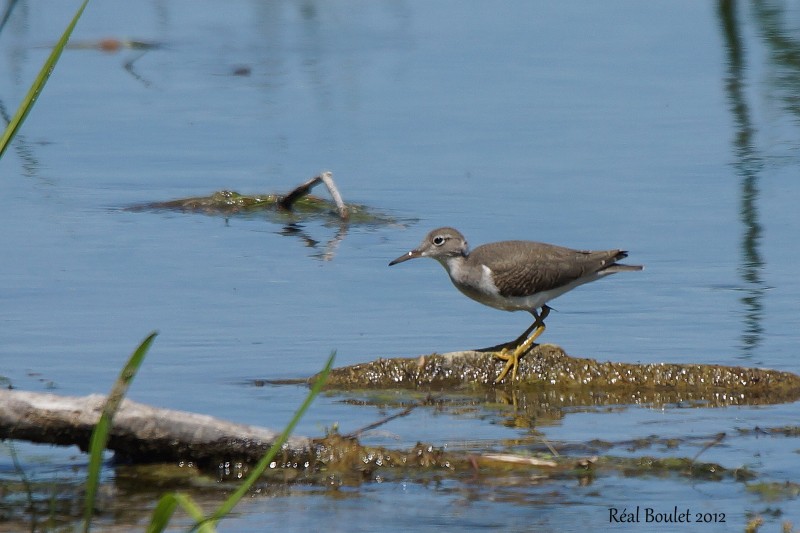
[389,227,642,382]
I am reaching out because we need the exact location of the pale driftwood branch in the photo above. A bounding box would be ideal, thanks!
[278,170,349,220]
[481,454,558,467]
[319,170,349,220]
[0,389,310,464]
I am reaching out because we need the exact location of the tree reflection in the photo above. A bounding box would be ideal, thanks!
[717,0,766,358]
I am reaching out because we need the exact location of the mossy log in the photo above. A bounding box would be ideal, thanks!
[127,171,409,227]
[314,344,800,406]
[3,344,799,478]
[0,389,548,478]
[0,388,755,484]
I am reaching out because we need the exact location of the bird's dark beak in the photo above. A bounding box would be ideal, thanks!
[389,249,422,266]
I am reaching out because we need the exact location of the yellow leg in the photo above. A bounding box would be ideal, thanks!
[494,306,550,383]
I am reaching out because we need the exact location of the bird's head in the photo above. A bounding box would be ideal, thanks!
[389,227,469,266]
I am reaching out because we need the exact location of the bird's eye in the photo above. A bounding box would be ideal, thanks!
[432,236,446,246]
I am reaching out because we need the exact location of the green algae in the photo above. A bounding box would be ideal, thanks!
[201,432,758,487]
[315,344,800,406]
[127,189,407,227]
[606,456,754,482]
[736,425,800,437]
[2,420,793,530]
[746,481,800,502]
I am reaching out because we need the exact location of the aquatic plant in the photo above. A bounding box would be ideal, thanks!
[0,0,89,159]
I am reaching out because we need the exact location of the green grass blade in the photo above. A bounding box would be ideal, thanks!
[189,351,336,532]
[147,492,214,533]
[0,0,89,160]
[82,331,158,532]
[147,495,179,533]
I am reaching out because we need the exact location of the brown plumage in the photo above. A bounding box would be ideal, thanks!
[469,241,638,299]
[389,227,643,382]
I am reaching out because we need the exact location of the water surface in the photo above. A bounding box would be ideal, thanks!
[2,1,799,531]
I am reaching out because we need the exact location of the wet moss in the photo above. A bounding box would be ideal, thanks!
[309,432,455,473]
[736,425,800,437]
[128,189,404,225]
[210,434,759,487]
[151,190,283,213]
[314,344,800,406]
[746,481,800,502]
[605,456,755,481]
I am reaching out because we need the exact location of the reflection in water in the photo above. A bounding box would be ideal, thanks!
[129,179,414,261]
[279,222,348,261]
[752,1,800,118]
[0,98,41,178]
[123,50,155,87]
[0,1,43,179]
[0,0,20,35]
[717,0,765,357]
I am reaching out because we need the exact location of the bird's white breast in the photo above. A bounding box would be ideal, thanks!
[443,259,515,311]
[443,257,604,312]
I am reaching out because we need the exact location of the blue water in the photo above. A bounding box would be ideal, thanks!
[2,1,799,531]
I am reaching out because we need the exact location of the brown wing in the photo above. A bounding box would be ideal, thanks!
[470,241,628,298]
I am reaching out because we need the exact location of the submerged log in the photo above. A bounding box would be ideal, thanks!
[127,170,407,227]
[0,386,770,492]
[314,344,800,405]
[4,345,799,474]
[124,171,415,261]
[0,389,759,486]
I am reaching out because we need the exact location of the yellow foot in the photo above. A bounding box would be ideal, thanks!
[493,321,547,383]
[494,347,520,383]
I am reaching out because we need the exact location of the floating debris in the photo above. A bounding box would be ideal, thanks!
[65,38,162,52]
[127,171,411,228]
